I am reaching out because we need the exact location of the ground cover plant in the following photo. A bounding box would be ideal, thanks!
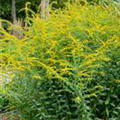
[0,2,120,120]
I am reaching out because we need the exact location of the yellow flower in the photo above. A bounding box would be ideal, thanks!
[115,80,120,83]
[75,96,81,101]
[100,72,105,76]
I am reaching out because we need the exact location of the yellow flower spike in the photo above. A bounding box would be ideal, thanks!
[75,96,81,102]
[115,80,120,83]
[87,93,97,98]
[94,85,104,90]
[32,75,41,80]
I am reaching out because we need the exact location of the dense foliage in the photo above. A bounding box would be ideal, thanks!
[0,2,120,120]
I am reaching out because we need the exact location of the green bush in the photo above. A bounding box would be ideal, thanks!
[0,3,120,120]
[89,35,120,119]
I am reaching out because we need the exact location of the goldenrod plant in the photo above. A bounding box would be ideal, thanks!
[0,2,120,120]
